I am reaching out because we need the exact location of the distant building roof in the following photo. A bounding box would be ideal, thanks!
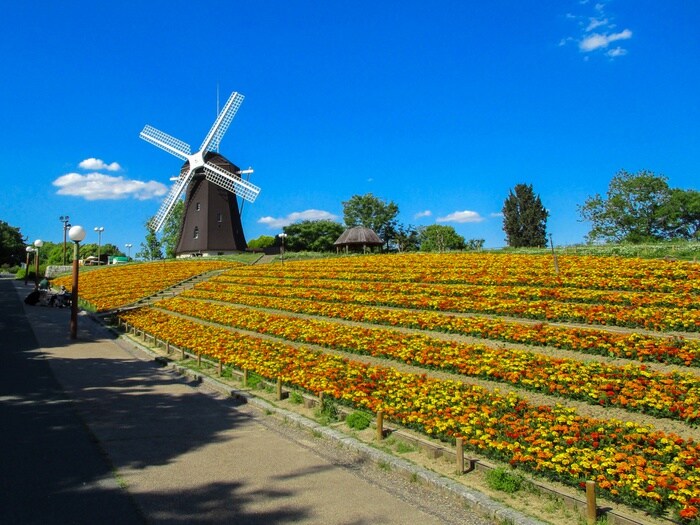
[334,226,383,247]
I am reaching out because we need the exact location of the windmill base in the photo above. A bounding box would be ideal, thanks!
[175,162,247,256]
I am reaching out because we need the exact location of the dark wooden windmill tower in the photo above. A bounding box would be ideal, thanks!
[139,91,260,256]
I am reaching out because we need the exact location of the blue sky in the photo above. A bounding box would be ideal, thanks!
[2,1,698,252]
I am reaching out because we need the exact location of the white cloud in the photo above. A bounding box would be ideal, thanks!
[414,210,432,219]
[606,46,628,58]
[79,158,122,172]
[257,209,339,229]
[579,29,632,52]
[53,172,168,201]
[436,210,484,224]
[562,1,631,59]
[585,17,608,31]
[490,212,504,218]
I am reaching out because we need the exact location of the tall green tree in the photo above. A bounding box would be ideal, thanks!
[392,224,420,252]
[342,193,399,248]
[419,224,465,252]
[161,200,184,258]
[137,220,163,260]
[578,170,671,243]
[282,220,344,252]
[0,221,26,266]
[502,183,548,247]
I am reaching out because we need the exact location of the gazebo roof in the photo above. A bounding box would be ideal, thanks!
[334,226,383,246]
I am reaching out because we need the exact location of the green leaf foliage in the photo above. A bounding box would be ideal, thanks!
[502,183,548,248]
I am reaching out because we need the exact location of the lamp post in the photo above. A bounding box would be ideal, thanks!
[94,227,104,265]
[69,225,86,339]
[278,233,287,262]
[125,243,132,260]
[59,215,70,265]
[33,239,43,287]
[24,247,34,285]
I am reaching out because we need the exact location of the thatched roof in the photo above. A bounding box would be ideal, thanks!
[334,226,383,246]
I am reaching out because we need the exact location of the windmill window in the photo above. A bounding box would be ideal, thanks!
[196,202,201,211]
[193,226,199,239]
[217,212,223,223]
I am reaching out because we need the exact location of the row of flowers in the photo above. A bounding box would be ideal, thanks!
[156,296,700,424]
[217,272,696,310]
[192,278,700,332]
[53,260,238,311]
[117,306,700,522]
[182,288,700,367]
[232,253,700,294]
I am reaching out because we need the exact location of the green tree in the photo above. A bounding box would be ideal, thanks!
[162,200,184,258]
[465,238,485,251]
[342,193,399,249]
[0,221,26,266]
[656,188,700,240]
[247,235,276,250]
[502,183,548,247]
[136,221,163,261]
[392,224,420,252]
[283,220,344,252]
[419,224,465,252]
[578,170,670,243]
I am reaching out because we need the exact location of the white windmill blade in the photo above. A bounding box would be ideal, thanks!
[149,169,195,231]
[140,125,191,161]
[200,92,245,153]
[204,162,260,203]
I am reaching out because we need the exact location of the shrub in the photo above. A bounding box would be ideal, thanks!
[345,411,371,430]
[486,467,524,493]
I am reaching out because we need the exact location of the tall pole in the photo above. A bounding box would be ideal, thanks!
[549,233,559,275]
[68,226,86,339]
[24,247,33,285]
[70,241,80,339]
[60,216,70,265]
[94,227,104,264]
[33,239,43,288]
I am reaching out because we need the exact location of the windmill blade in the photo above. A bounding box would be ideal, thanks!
[140,125,191,161]
[200,92,244,153]
[204,162,260,203]
[149,169,194,232]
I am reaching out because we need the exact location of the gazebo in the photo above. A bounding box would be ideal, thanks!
[334,226,383,254]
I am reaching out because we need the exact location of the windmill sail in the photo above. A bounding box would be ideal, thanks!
[204,162,260,203]
[140,90,259,254]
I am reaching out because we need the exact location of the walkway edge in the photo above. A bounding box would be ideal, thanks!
[112,321,548,525]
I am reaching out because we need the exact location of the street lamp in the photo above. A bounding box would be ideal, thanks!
[24,246,35,285]
[69,225,86,339]
[60,215,70,265]
[278,233,288,262]
[94,227,104,264]
[125,243,132,260]
[33,239,43,287]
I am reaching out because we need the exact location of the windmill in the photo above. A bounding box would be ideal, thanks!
[140,91,260,256]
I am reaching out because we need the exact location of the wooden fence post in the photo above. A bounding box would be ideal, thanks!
[218,360,222,376]
[197,352,201,366]
[276,377,282,400]
[243,369,248,387]
[166,341,170,354]
[376,410,384,441]
[456,437,464,474]
[586,480,596,524]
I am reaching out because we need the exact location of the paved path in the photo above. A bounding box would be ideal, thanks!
[1,278,496,525]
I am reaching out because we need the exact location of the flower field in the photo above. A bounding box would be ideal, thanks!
[102,253,700,522]
[53,260,240,311]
